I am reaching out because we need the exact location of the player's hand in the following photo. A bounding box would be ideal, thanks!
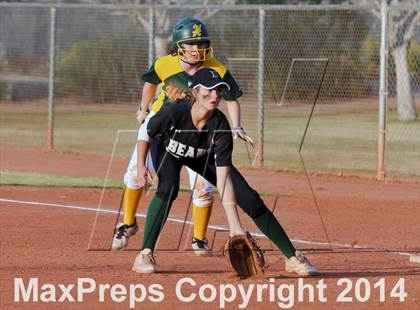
[136,109,149,124]
[232,127,254,148]
[137,165,153,188]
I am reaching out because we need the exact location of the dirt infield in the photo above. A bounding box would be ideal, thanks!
[1,146,419,309]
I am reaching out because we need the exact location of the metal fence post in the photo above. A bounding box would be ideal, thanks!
[377,0,388,180]
[256,8,265,168]
[148,5,155,68]
[47,4,57,151]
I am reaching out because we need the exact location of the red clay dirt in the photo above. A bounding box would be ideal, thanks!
[0,146,419,309]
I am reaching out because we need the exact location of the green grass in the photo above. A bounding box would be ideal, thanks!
[1,102,419,178]
[0,170,285,196]
[0,170,123,188]
[0,108,137,155]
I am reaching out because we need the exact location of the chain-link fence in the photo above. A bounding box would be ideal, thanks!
[0,2,419,178]
[387,6,420,178]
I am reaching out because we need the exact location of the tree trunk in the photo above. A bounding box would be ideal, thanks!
[392,43,417,121]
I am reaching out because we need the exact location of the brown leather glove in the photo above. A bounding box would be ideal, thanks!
[224,232,265,279]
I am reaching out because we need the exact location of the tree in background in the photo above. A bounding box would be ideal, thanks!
[388,1,419,121]
[354,0,419,121]
[105,0,236,57]
[62,0,418,114]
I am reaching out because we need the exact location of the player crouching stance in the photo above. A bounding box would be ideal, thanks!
[132,68,318,277]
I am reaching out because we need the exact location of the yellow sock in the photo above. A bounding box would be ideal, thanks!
[192,203,212,241]
[123,187,144,226]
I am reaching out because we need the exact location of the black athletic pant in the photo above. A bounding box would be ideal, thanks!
[145,138,297,257]
[150,138,267,218]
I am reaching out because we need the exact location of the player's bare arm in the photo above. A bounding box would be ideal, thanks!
[225,99,254,147]
[225,99,241,128]
[215,165,245,237]
[136,82,157,124]
[136,140,152,188]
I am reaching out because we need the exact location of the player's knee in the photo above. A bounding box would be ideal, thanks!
[156,190,178,203]
[192,189,214,207]
[237,190,266,218]
[247,204,268,218]
[124,166,140,189]
[157,180,179,203]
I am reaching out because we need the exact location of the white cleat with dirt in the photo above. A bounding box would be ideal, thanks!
[285,251,318,276]
[132,248,156,273]
[191,237,210,256]
[111,221,139,251]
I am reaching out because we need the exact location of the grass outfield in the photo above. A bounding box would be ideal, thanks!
[1,101,419,178]
[0,170,281,197]
[0,170,123,188]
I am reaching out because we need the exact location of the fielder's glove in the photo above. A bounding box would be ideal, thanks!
[232,126,254,148]
[136,109,149,124]
[224,232,265,279]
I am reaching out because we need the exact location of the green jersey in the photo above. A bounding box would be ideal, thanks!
[141,54,242,113]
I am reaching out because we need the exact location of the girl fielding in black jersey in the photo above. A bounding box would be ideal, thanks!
[132,68,318,277]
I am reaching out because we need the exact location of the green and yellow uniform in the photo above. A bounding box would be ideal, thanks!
[141,54,243,113]
[114,18,244,253]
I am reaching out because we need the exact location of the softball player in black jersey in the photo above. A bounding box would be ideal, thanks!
[132,68,318,277]
[112,18,253,254]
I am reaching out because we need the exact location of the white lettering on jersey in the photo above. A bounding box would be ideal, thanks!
[196,148,208,157]
[176,142,187,156]
[167,139,178,153]
[166,138,209,158]
[184,147,195,158]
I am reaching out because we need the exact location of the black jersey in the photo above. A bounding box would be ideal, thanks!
[147,100,233,167]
